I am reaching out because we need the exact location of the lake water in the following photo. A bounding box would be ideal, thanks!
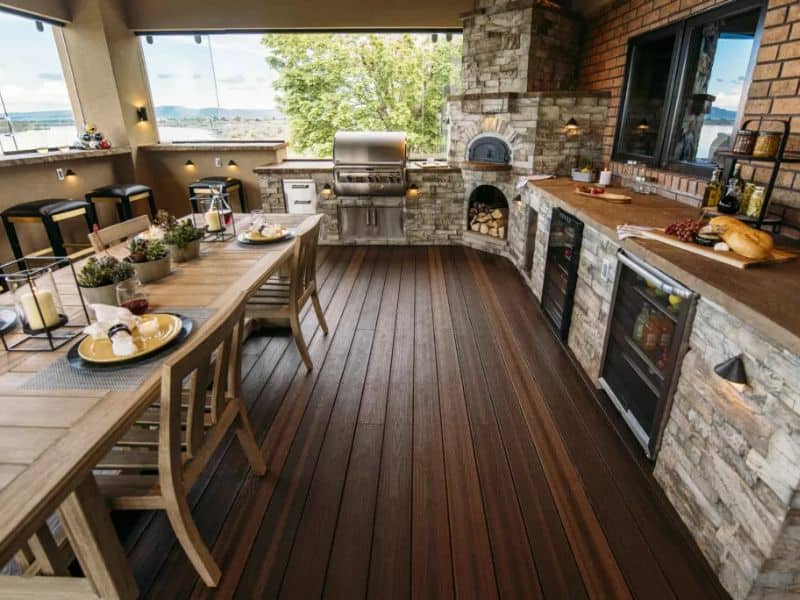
[0,125,217,152]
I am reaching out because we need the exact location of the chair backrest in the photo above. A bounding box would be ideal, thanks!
[158,297,246,479]
[288,214,322,308]
[88,215,151,253]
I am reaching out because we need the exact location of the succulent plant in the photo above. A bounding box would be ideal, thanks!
[76,256,134,288]
[126,238,168,263]
[153,209,178,231]
[163,219,204,249]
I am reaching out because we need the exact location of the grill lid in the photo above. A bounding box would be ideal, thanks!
[333,131,407,165]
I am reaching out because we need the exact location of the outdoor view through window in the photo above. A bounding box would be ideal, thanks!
[0,11,77,154]
[140,32,462,157]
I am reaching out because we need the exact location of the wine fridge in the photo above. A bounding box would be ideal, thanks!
[541,208,583,341]
[599,250,697,459]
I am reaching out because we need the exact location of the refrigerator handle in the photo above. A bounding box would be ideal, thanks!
[617,251,693,299]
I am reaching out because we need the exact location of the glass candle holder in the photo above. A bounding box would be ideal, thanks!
[116,279,149,315]
[8,268,66,334]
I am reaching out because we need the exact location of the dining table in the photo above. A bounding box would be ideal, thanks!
[0,213,312,598]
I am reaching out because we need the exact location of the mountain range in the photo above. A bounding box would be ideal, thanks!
[4,106,285,122]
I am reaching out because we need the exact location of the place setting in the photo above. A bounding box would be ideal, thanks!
[234,209,295,247]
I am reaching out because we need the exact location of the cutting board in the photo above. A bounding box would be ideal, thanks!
[574,189,632,204]
[635,229,797,269]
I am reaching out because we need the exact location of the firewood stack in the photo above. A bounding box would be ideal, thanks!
[468,203,508,238]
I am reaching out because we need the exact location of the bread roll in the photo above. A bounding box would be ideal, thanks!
[721,227,774,259]
[709,215,747,234]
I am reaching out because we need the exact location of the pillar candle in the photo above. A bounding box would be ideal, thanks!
[599,169,612,186]
[206,210,222,231]
[20,289,60,330]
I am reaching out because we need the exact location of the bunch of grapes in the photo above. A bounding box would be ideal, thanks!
[664,219,702,242]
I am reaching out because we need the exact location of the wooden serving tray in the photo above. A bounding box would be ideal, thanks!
[636,229,797,269]
[574,188,632,204]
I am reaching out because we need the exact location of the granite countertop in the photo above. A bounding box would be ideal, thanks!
[530,178,800,355]
[254,159,461,173]
[0,147,131,169]
[140,142,286,152]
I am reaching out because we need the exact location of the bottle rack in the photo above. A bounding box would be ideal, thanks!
[713,118,798,231]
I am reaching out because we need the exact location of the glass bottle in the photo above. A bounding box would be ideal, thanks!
[718,164,743,214]
[633,307,650,344]
[641,312,661,352]
[701,168,722,208]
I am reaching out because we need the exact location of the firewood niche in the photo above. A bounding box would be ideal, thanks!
[468,184,509,239]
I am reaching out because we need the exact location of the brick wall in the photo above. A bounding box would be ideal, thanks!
[577,0,800,231]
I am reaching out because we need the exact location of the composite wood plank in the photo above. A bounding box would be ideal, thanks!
[463,247,632,599]
[483,252,727,599]
[447,248,588,599]
[367,248,415,600]
[323,250,403,600]
[428,248,498,600]
[410,247,453,600]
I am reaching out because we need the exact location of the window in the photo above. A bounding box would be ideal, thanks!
[140,32,462,158]
[613,0,765,175]
[0,10,78,154]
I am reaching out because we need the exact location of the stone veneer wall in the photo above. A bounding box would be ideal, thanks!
[461,1,581,94]
[655,298,800,599]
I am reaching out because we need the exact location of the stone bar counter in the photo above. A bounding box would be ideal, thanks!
[523,179,800,598]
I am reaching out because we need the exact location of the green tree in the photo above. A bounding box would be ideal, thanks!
[262,33,461,157]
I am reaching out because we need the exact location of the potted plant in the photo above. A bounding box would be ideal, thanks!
[125,238,170,283]
[158,213,204,262]
[76,256,135,306]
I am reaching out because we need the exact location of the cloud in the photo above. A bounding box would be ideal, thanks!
[38,73,62,81]
[713,91,743,110]
[157,73,175,80]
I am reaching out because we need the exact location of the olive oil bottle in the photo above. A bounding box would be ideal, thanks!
[702,168,722,208]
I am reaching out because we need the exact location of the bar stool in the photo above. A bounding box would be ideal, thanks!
[188,177,247,213]
[85,184,157,223]
[1,199,96,260]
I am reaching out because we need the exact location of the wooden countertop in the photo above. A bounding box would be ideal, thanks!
[254,159,461,174]
[0,147,131,169]
[530,178,800,356]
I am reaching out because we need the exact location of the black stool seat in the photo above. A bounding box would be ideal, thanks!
[189,177,247,213]
[3,198,91,218]
[2,198,95,260]
[85,183,157,223]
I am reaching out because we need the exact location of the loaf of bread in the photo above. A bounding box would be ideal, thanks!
[708,216,774,259]
[708,215,747,234]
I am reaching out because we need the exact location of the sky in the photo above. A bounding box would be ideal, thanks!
[140,33,279,110]
[0,11,73,114]
[706,36,755,112]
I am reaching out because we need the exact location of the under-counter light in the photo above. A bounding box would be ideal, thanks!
[714,355,748,392]
[406,183,420,199]
[321,183,333,197]
[564,117,579,134]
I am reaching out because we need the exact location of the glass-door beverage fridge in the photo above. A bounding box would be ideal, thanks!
[599,250,698,459]
[541,208,583,341]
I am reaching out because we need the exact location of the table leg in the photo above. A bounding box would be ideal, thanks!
[58,475,137,600]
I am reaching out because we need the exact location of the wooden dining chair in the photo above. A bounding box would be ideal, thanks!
[88,214,151,253]
[92,298,266,587]
[246,214,328,371]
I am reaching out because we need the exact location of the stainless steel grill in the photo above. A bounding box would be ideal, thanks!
[333,131,407,196]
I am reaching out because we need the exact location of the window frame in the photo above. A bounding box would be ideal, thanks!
[612,0,767,177]
[136,29,462,157]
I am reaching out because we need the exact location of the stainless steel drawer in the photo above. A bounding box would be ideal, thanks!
[339,205,404,241]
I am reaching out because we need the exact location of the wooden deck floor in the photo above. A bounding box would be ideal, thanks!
[120,245,728,599]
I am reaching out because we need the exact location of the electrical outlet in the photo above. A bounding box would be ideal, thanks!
[214,156,222,168]
[601,257,614,282]
[56,168,65,181]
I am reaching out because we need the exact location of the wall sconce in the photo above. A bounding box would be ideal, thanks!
[227,159,237,167]
[184,159,195,167]
[406,183,420,199]
[564,117,579,135]
[64,169,76,178]
[136,106,148,122]
[714,355,748,392]
[321,183,333,197]
[636,118,650,133]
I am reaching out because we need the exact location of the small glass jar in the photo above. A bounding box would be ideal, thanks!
[752,132,781,159]
[8,268,66,333]
[739,182,755,215]
[116,279,149,315]
[731,129,757,154]
[746,186,767,218]
[199,195,231,232]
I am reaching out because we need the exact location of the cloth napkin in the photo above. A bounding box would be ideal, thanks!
[516,174,555,189]
[616,224,656,241]
[83,304,138,356]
